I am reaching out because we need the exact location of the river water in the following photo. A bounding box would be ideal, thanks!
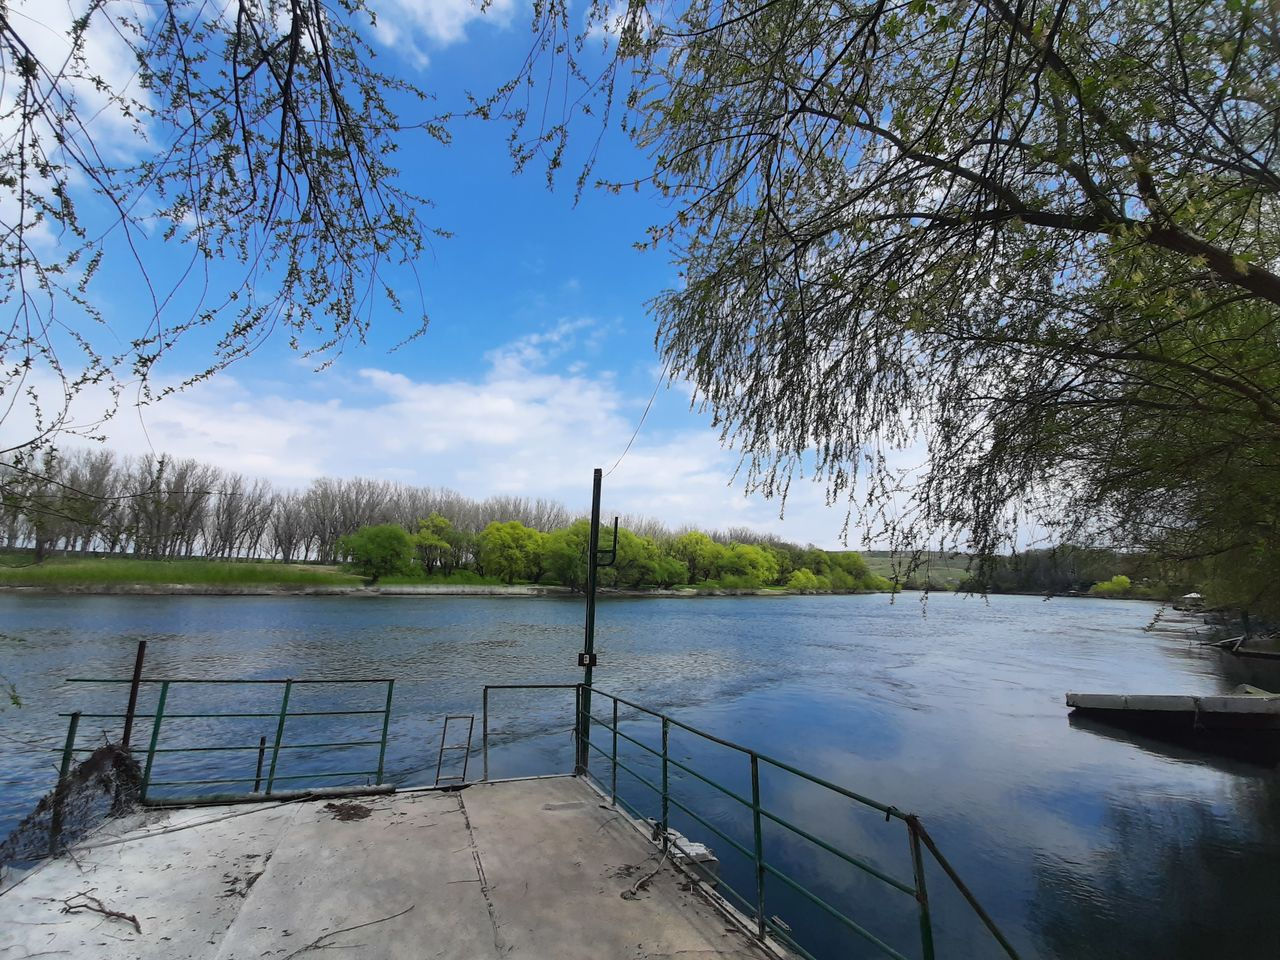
[2,592,1278,959]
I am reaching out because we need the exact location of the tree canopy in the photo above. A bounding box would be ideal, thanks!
[504,0,1280,612]
[337,523,412,581]
[477,521,546,584]
[0,0,438,458]
[414,514,462,575]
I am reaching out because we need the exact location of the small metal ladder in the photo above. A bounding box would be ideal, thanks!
[434,715,475,786]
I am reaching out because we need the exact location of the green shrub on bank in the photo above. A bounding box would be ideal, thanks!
[1088,574,1178,600]
[1090,574,1133,597]
[337,524,413,582]
[783,566,893,593]
[787,568,825,592]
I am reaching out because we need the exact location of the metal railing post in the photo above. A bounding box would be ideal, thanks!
[908,817,936,960]
[375,679,395,784]
[264,679,293,796]
[611,697,619,805]
[252,736,267,792]
[912,822,1022,959]
[482,686,489,782]
[660,716,670,849]
[141,681,170,802]
[48,711,81,856]
[120,640,146,748]
[573,684,584,775]
[750,752,766,940]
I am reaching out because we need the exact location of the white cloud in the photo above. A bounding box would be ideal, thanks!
[0,1,152,251]
[14,322,876,547]
[5,1,149,146]
[369,0,517,64]
[484,316,596,375]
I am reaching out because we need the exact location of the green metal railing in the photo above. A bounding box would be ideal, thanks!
[483,683,1021,960]
[57,676,396,803]
[47,674,1018,958]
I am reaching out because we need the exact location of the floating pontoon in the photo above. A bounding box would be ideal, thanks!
[1066,689,1280,732]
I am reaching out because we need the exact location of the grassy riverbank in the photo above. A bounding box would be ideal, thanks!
[0,554,1170,601]
[377,570,507,587]
[0,557,364,589]
[0,556,888,596]
[862,551,973,590]
[0,555,1162,601]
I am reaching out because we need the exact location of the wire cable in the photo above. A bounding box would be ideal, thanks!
[604,357,670,478]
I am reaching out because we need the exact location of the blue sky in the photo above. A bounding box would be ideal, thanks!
[15,0,878,547]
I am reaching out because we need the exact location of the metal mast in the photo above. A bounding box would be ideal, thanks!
[576,467,616,773]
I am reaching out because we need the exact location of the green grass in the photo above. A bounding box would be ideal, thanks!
[375,569,511,586]
[0,557,364,588]
[861,551,972,589]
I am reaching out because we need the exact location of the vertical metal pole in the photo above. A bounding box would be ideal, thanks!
[460,716,474,783]
[750,753,766,939]
[482,686,489,782]
[265,680,292,796]
[573,684,583,775]
[908,817,936,960]
[120,640,147,748]
[375,679,395,784]
[252,736,267,793]
[49,711,81,856]
[660,716,670,850]
[141,681,170,802]
[610,697,618,805]
[435,717,451,785]
[577,467,603,774]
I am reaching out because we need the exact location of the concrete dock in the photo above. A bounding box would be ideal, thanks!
[1066,691,1280,730]
[0,776,779,959]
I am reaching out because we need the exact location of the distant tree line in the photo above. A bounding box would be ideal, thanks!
[0,447,890,593]
[0,447,570,565]
[954,546,1194,599]
[337,516,890,591]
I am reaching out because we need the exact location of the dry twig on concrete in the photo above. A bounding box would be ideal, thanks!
[622,849,670,900]
[281,904,415,960]
[59,892,142,934]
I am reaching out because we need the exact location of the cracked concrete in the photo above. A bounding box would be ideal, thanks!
[0,777,784,960]
[455,790,507,955]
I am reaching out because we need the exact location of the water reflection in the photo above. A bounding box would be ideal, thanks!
[1068,713,1280,769]
[1030,786,1280,959]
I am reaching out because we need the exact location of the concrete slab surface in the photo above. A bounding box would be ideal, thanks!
[1067,692,1280,713]
[0,777,778,960]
